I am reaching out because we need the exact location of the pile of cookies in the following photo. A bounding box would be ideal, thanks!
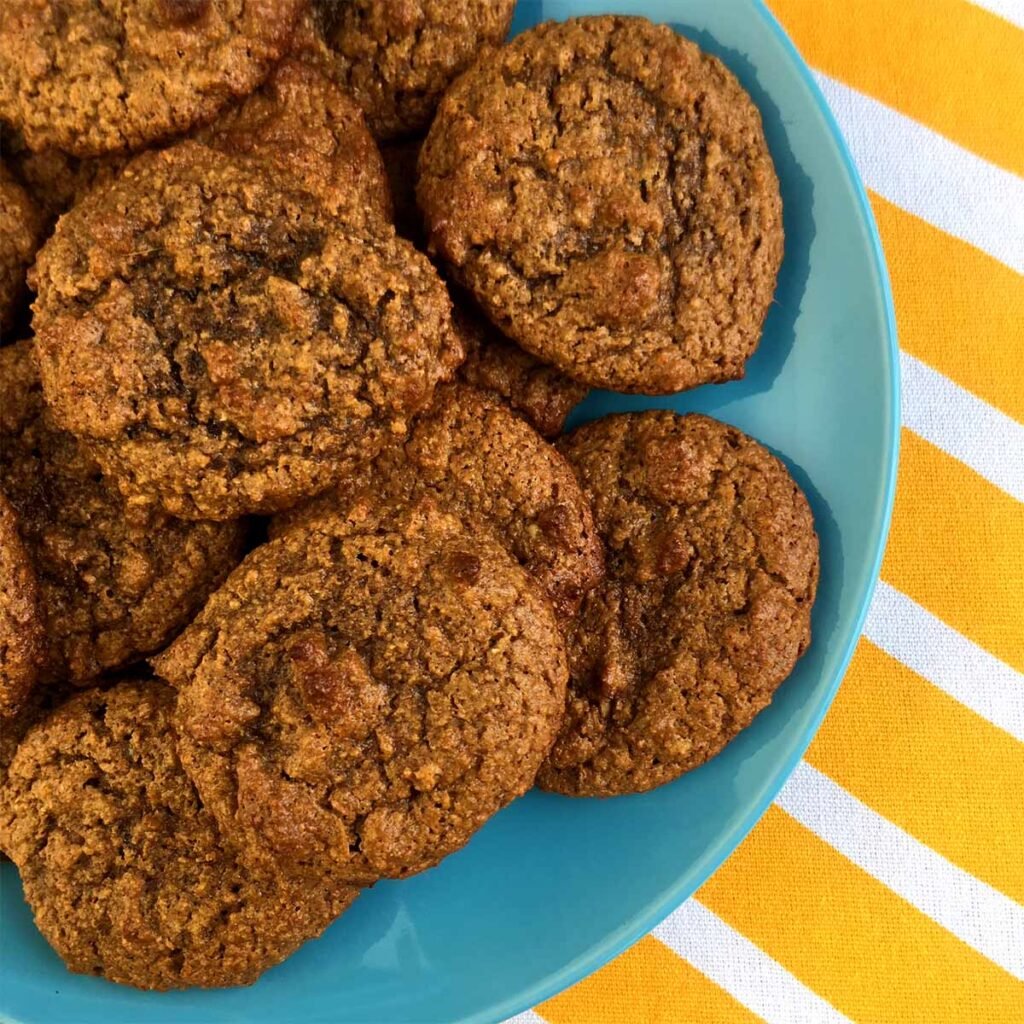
[0,1,819,993]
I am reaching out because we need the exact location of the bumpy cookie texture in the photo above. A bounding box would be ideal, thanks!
[0,341,245,684]
[155,498,567,884]
[0,0,306,157]
[31,141,462,520]
[453,304,589,438]
[307,0,516,141]
[0,491,43,718]
[0,680,83,859]
[539,412,818,796]
[197,57,392,227]
[418,16,783,394]
[0,163,42,333]
[0,682,359,990]
[276,382,603,621]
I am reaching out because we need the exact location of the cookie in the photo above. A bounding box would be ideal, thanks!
[0,0,307,157]
[0,680,83,859]
[0,340,245,684]
[418,16,783,394]
[197,57,392,227]
[275,382,603,621]
[453,304,589,438]
[538,412,818,796]
[31,141,462,520]
[0,490,43,718]
[304,0,517,141]
[154,497,567,885]
[0,163,42,333]
[0,681,359,989]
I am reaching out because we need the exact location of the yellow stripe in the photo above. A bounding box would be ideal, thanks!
[872,192,1024,424]
[698,807,1024,1022]
[807,639,1024,904]
[537,934,762,1024]
[883,430,1024,673]
[767,0,1024,176]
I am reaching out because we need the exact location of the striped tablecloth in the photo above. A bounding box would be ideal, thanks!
[513,1,1024,1020]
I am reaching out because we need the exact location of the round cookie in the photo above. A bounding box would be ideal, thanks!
[197,57,392,227]
[0,340,245,684]
[154,497,567,885]
[0,490,43,718]
[304,0,517,141]
[31,141,462,520]
[453,304,589,439]
[0,163,42,332]
[0,681,359,990]
[418,16,783,394]
[0,0,307,157]
[275,382,603,621]
[539,411,818,796]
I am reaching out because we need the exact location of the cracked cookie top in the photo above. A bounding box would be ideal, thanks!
[31,141,462,520]
[539,411,818,796]
[273,381,603,622]
[306,0,517,141]
[154,497,567,885]
[0,340,245,684]
[0,0,307,157]
[196,56,392,228]
[0,680,358,990]
[418,15,783,394]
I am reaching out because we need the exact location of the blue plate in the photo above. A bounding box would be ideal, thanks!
[0,1,898,1021]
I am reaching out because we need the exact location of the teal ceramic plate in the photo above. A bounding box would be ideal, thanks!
[0,1,898,1021]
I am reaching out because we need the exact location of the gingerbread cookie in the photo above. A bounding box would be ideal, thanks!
[155,497,567,884]
[539,412,818,796]
[419,16,783,394]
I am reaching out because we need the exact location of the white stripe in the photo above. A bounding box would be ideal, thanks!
[776,762,1024,980]
[969,0,1024,29]
[900,351,1024,501]
[812,73,1024,274]
[654,900,851,1024]
[864,581,1024,742]
[503,1012,548,1024]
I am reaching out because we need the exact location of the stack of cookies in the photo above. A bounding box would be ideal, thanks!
[0,1,819,992]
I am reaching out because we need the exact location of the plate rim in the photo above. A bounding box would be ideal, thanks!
[467,3,901,1021]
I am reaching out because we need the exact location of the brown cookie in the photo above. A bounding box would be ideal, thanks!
[453,304,589,438]
[197,56,392,227]
[304,0,517,141]
[154,497,567,885]
[538,412,818,796]
[0,162,42,333]
[418,16,783,394]
[0,0,307,157]
[0,680,89,860]
[0,681,359,989]
[31,141,462,520]
[0,490,43,718]
[275,382,603,621]
[0,340,245,684]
